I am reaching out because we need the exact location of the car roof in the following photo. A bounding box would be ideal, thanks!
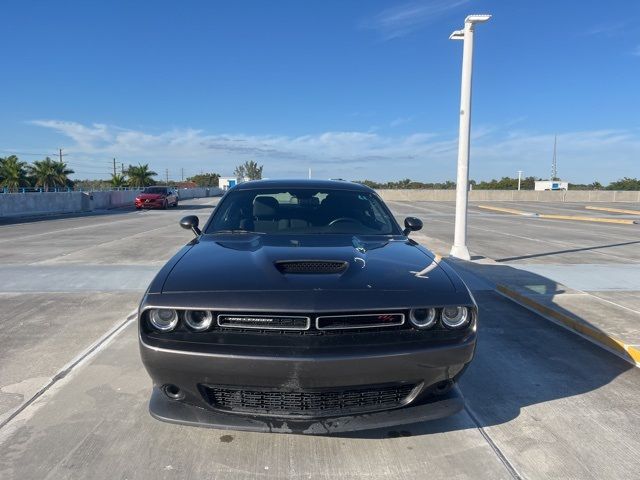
[233,179,374,193]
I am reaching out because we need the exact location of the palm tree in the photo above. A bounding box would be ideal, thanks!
[126,164,157,187]
[29,158,75,191]
[52,160,74,189]
[28,157,57,191]
[0,155,29,191]
[110,173,127,188]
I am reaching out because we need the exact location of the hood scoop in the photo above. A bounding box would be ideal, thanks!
[274,260,349,274]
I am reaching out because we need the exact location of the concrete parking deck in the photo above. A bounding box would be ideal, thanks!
[390,200,640,365]
[1,198,639,479]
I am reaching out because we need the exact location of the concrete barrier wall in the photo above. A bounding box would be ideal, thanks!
[177,187,222,199]
[0,192,85,217]
[0,187,223,218]
[376,189,640,203]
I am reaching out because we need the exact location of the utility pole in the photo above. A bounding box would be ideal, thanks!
[58,148,67,163]
[517,170,523,191]
[449,14,491,261]
[181,167,184,182]
[165,168,169,186]
[121,163,124,175]
[113,158,117,176]
[551,134,558,180]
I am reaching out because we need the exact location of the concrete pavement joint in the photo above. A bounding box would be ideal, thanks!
[464,404,524,480]
[0,310,137,432]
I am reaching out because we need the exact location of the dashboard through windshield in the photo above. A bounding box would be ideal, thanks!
[206,188,400,235]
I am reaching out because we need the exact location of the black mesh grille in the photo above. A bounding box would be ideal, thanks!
[203,383,415,417]
[275,261,348,274]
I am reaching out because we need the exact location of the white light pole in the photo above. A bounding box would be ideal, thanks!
[449,14,491,260]
[517,170,523,191]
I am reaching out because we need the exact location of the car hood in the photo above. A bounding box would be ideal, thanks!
[137,193,165,199]
[161,234,456,297]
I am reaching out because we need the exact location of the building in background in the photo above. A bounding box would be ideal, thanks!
[535,180,569,191]
[219,176,247,191]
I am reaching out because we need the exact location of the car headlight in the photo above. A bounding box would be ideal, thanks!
[149,308,179,332]
[409,308,437,328]
[440,306,470,328]
[184,310,213,331]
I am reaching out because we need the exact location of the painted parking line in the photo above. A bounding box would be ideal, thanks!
[478,205,637,225]
[477,205,534,216]
[585,206,640,215]
[537,214,637,225]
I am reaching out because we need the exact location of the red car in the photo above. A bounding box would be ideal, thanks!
[135,187,179,209]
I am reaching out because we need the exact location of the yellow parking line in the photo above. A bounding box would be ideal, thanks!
[537,214,636,225]
[479,205,637,224]
[496,285,640,366]
[477,205,532,216]
[585,206,640,215]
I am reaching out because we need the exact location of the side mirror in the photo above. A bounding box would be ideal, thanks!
[403,217,423,236]
[180,215,201,236]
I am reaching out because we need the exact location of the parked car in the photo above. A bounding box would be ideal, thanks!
[138,179,477,433]
[135,186,178,209]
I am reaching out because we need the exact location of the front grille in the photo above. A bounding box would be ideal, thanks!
[212,311,407,333]
[202,383,416,417]
[218,314,310,330]
[275,260,348,274]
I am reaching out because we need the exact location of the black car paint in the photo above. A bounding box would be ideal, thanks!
[139,179,477,433]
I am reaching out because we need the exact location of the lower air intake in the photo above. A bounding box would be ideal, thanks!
[202,383,416,417]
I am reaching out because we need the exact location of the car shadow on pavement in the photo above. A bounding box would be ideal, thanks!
[338,262,634,439]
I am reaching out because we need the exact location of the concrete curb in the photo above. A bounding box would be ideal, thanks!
[495,284,640,367]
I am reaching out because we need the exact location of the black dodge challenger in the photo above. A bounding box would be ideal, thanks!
[138,179,477,433]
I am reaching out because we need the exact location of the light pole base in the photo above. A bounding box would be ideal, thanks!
[450,244,471,261]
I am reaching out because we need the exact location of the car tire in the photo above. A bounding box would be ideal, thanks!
[162,200,168,210]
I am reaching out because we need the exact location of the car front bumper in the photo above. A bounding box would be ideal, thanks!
[148,383,464,434]
[135,198,165,208]
[139,331,475,433]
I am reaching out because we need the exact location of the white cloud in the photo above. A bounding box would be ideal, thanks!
[29,119,640,183]
[360,0,469,40]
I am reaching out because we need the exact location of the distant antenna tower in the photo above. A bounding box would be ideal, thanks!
[551,134,558,180]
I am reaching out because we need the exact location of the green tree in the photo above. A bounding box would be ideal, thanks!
[0,155,29,191]
[234,160,263,180]
[28,157,58,191]
[187,172,220,187]
[110,173,128,188]
[606,177,640,191]
[126,164,157,187]
[52,160,75,188]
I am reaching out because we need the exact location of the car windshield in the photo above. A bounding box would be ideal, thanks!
[144,187,168,194]
[206,188,400,235]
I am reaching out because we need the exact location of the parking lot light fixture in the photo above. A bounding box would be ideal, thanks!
[449,14,491,261]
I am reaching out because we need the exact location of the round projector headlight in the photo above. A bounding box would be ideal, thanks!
[184,310,213,331]
[441,306,470,328]
[149,308,179,332]
[409,308,437,328]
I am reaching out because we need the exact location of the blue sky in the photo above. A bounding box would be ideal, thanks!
[1,0,638,183]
